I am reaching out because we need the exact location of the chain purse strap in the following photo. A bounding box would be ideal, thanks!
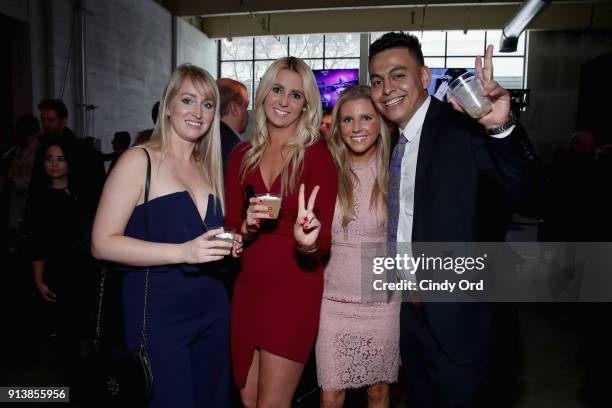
[94,147,152,352]
[140,147,151,350]
[94,267,105,348]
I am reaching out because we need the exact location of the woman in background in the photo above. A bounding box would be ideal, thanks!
[27,140,96,384]
[225,56,337,407]
[316,85,399,408]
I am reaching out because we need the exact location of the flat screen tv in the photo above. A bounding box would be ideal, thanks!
[428,68,475,102]
[313,69,359,109]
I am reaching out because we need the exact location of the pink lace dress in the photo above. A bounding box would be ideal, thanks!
[315,154,400,390]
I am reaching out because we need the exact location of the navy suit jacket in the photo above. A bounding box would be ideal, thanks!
[403,97,537,364]
[220,121,241,175]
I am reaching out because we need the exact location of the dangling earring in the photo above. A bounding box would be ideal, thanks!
[302,107,306,112]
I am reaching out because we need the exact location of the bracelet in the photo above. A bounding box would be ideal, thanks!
[297,243,318,254]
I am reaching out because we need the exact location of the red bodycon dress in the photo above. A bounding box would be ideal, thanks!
[225,140,338,388]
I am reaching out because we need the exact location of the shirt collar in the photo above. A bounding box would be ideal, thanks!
[400,96,431,143]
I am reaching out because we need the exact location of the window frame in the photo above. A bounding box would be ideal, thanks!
[218,30,528,108]
[218,35,360,108]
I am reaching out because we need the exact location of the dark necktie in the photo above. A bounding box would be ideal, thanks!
[387,132,422,307]
[387,133,408,243]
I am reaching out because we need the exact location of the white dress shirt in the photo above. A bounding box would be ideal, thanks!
[397,96,431,244]
[396,96,513,243]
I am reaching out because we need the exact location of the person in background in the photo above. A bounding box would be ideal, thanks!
[101,131,131,174]
[26,139,96,391]
[541,130,601,242]
[134,101,160,146]
[319,107,333,141]
[91,64,242,407]
[225,56,337,407]
[31,99,106,218]
[5,114,40,233]
[217,78,249,172]
[541,129,612,407]
[30,99,77,193]
[316,85,397,407]
[215,78,250,306]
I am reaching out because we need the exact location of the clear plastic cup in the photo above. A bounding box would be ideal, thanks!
[256,193,282,219]
[447,72,492,119]
[213,227,236,244]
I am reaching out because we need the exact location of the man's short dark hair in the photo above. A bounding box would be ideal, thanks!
[217,78,248,117]
[38,98,68,119]
[369,32,425,67]
[113,131,131,149]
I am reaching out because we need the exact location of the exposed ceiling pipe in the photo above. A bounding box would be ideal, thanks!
[500,0,551,52]
[76,0,88,139]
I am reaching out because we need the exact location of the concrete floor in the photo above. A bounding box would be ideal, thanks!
[511,306,585,408]
[292,305,587,408]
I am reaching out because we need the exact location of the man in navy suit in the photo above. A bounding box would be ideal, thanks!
[369,32,537,407]
[217,78,249,174]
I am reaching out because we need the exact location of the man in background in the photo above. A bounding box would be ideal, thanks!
[319,108,333,141]
[217,78,249,172]
[101,131,130,174]
[134,101,159,146]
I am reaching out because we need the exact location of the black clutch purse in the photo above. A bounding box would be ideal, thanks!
[92,147,154,406]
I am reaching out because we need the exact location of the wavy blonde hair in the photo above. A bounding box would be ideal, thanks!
[145,64,225,212]
[327,85,390,228]
[240,57,321,195]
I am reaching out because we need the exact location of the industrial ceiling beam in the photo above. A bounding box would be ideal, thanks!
[196,2,611,39]
[166,0,524,17]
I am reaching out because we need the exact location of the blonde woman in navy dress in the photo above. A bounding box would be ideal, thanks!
[91,64,242,407]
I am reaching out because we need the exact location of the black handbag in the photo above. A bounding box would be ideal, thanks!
[93,147,154,406]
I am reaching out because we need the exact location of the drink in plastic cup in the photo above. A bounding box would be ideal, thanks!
[214,227,236,244]
[256,193,282,219]
[447,72,492,119]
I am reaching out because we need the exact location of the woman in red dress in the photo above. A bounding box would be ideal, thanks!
[225,56,337,407]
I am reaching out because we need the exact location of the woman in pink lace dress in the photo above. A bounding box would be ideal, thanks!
[316,85,400,407]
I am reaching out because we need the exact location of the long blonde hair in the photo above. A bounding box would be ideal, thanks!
[239,57,321,195]
[145,64,225,212]
[327,85,390,228]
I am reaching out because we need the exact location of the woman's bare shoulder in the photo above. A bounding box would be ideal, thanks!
[105,146,155,188]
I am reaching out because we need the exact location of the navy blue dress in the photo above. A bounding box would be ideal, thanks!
[120,192,229,408]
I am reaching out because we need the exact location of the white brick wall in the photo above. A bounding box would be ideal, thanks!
[84,0,172,151]
[176,17,218,78]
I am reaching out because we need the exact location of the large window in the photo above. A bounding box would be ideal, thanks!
[220,34,360,108]
[219,30,527,107]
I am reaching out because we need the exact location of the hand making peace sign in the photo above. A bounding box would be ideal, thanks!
[294,183,321,251]
[449,44,512,130]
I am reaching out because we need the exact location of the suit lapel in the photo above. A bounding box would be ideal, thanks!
[412,98,444,238]
[220,121,231,140]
